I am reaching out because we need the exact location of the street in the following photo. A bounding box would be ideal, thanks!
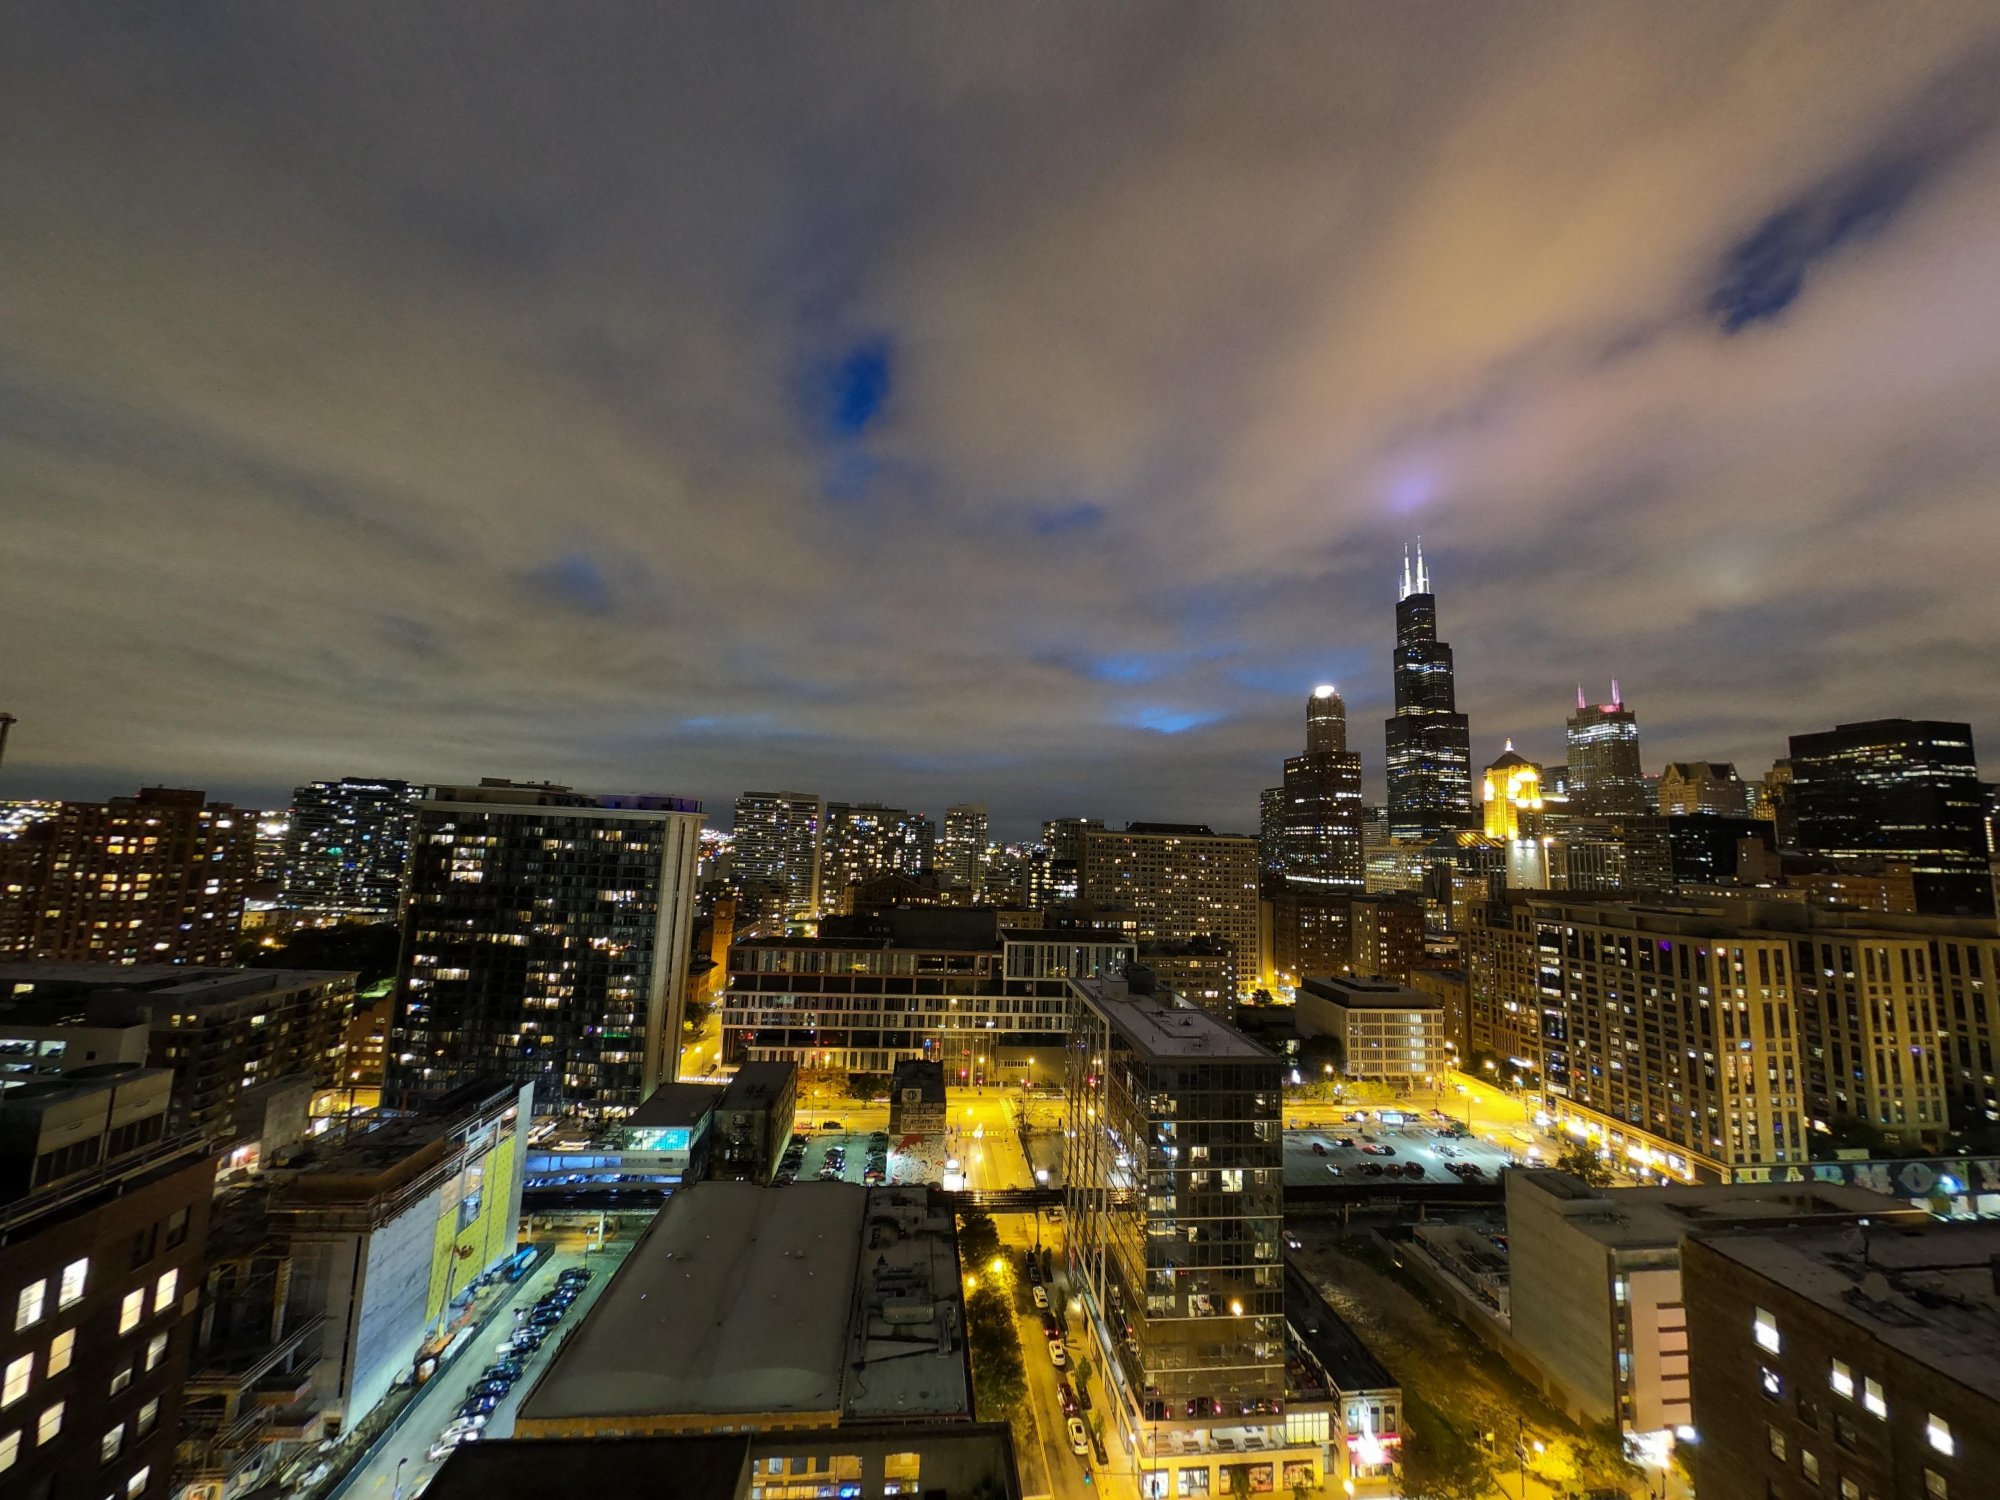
[331,1235,634,1500]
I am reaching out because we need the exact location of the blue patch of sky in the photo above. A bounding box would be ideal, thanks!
[796,335,894,502]
[520,552,613,614]
[1030,501,1105,536]
[1121,706,1225,735]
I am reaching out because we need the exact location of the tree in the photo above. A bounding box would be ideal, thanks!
[1073,1352,1093,1393]
[958,1211,1002,1270]
[243,921,405,989]
[1225,1465,1253,1500]
[964,1284,1027,1419]
[1554,1140,1615,1188]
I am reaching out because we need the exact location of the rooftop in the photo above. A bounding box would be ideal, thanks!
[1696,1221,2000,1403]
[1285,1261,1394,1393]
[518,1182,967,1426]
[629,1082,725,1129]
[1298,975,1440,1010]
[718,1062,795,1111]
[1510,1170,1927,1252]
[1071,979,1272,1061]
[0,964,356,1018]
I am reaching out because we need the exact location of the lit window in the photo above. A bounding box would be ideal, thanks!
[136,1400,158,1437]
[1767,1424,1786,1460]
[118,1290,143,1335]
[48,1330,73,1376]
[14,1280,46,1332]
[1926,1469,1949,1499]
[0,1429,17,1473]
[1760,1367,1783,1398]
[1802,1450,1819,1482]
[108,1364,132,1397]
[1830,1358,1854,1398]
[143,1334,167,1371]
[1753,1306,1781,1354]
[1863,1377,1887,1419]
[36,1401,63,1445]
[58,1259,88,1310]
[1927,1414,1954,1456]
[128,1467,152,1499]
[101,1422,123,1463]
[152,1269,177,1314]
[1,1354,29,1408]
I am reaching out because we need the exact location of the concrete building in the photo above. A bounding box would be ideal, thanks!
[387,780,705,1114]
[820,804,934,914]
[1064,980,1319,1493]
[0,787,254,966]
[1295,976,1448,1083]
[1284,1263,1404,1496]
[1657,761,1755,819]
[1682,1219,2000,1500]
[1347,894,1424,983]
[1504,1170,1921,1447]
[0,965,357,1150]
[730,792,823,923]
[1409,967,1469,1061]
[1269,886,1352,990]
[708,1061,797,1184]
[427,1426,1020,1500]
[513,1182,967,1436]
[0,1066,213,1500]
[887,1059,946,1138]
[1079,824,1260,998]
[1137,939,1239,1023]
[280,778,421,917]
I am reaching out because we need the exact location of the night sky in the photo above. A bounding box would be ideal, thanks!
[5,7,1999,835]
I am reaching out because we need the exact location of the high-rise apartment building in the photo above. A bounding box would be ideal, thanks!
[1040,818,1104,865]
[1279,688,1364,891]
[0,787,253,966]
[1079,824,1260,995]
[1565,684,1646,816]
[730,791,823,921]
[281,777,421,916]
[819,803,931,912]
[1788,718,1993,917]
[939,804,989,893]
[1064,978,1290,1466]
[386,780,704,1114]
[1657,761,1755,819]
[1382,542,1472,839]
[1258,787,1285,873]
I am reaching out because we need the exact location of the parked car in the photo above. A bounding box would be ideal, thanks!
[458,1396,498,1420]
[558,1267,592,1284]
[428,1431,478,1461]
[1025,1257,1043,1285]
[1048,1339,1067,1368]
[1032,1285,1048,1309]
[820,1120,843,1131]
[1041,1310,1061,1337]
[1283,1231,1303,1251]
[1067,1416,1090,1456]
[1310,1141,1327,1156]
[1058,1380,1079,1416]
[1044,1204,1063,1222]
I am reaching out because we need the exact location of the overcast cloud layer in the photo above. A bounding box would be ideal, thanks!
[4,5,1999,835]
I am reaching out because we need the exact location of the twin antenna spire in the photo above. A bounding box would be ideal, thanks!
[1398,537,1431,601]
[1576,680,1625,710]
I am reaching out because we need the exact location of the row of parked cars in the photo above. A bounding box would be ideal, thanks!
[774,1129,895,1186]
[426,1267,592,1461]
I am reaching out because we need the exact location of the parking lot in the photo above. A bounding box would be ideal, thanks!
[1280,1109,1518,1187]
[774,1126,896,1186]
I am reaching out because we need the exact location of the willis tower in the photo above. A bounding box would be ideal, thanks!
[1383,540,1472,838]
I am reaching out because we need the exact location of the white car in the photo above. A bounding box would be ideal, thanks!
[427,1429,479,1461]
[1048,1339,1067,1368]
[1068,1416,1090,1456]
[1032,1285,1048,1309]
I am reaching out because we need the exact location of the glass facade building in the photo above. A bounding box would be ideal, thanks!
[1382,543,1472,840]
[281,777,421,915]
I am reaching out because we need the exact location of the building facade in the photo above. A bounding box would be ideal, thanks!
[730,793,823,924]
[938,805,989,895]
[387,780,704,1115]
[1382,542,1472,840]
[1295,977,1448,1083]
[1565,686,1647,817]
[1657,762,1755,819]
[280,779,421,917]
[1278,689,1364,893]
[1079,825,1260,997]
[819,805,933,914]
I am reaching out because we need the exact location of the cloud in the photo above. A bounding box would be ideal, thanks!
[2,6,1998,835]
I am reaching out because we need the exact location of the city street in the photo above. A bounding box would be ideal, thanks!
[992,1211,1101,1500]
[332,1235,633,1500]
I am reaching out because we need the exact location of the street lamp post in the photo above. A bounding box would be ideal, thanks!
[393,1456,409,1500]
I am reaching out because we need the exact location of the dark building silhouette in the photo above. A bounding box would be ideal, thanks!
[1383,542,1472,839]
[1788,719,1992,917]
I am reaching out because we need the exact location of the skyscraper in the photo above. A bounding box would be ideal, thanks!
[282,777,421,915]
[1383,541,1472,839]
[1078,824,1261,995]
[939,803,989,892]
[1258,786,1285,873]
[1040,817,1104,865]
[386,779,705,1113]
[0,787,253,965]
[1564,684,1646,816]
[1657,761,1755,818]
[1788,718,1994,917]
[730,790,822,921]
[819,802,932,910]
[1279,686,1364,890]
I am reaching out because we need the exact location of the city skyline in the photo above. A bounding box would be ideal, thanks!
[5,10,2000,836]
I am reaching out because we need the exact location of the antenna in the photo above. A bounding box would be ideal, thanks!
[1576,685,1587,712]
[1415,535,1430,594]
[1399,544,1413,601]
[1610,678,1622,708]
[0,714,15,775]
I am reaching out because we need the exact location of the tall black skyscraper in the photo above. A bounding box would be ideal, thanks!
[1788,718,1993,917]
[1280,686,1364,889]
[1383,541,1472,839]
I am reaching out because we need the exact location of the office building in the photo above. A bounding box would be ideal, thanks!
[1278,688,1364,892]
[0,787,253,967]
[706,1061,797,1184]
[514,1181,967,1436]
[1565,685,1647,817]
[0,964,355,1149]
[1789,718,1993,917]
[1657,762,1755,819]
[721,909,1130,1085]
[1681,1219,2000,1500]
[1504,1171,1924,1445]
[1065,979,1320,1491]
[387,780,704,1114]
[1347,894,1425,984]
[427,1426,1020,1500]
[280,778,421,917]
[938,805,988,894]
[820,804,933,913]
[0,1066,213,1500]
[1079,824,1260,996]
[1295,976,1447,1083]
[1409,967,1469,1060]
[1481,742,1545,842]
[1382,541,1472,840]
[730,792,823,923]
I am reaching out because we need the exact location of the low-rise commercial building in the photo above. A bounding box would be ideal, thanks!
[514,1182,967,1436]
[1294,976,1448,1084]
[709,1062,797,1184]
[887,1059,946,1139]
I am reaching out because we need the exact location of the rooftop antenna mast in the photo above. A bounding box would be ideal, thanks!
[0,714,15,776]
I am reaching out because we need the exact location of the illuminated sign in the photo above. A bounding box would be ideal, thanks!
[1736,1157,2000,1200]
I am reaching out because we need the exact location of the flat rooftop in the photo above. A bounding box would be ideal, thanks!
[718,1062,794,1110]
[1299,976,1439,1010]
[518,1181,967,1426]
[1697,1222,2000,1403]
[629,1082,724,1128]
[1510,1170,1927,1252]
[1072,979,1271,1061]
[1285,1261,1394,1392]
[0,964,356,1012]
